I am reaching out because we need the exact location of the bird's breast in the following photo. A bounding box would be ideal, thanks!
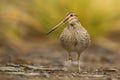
[60,26,90,52]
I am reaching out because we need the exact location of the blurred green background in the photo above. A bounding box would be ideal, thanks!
[0,0,120,47]
[0,1,120,78]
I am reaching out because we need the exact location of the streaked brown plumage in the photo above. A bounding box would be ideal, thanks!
[47,12,91,72]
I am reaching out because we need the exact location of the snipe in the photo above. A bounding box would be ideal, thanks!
[47,12,91,72]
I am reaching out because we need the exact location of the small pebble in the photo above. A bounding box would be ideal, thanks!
[42,72,50,78]
[102,77,112,80]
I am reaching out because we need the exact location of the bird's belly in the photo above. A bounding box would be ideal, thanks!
[60,31,90,52]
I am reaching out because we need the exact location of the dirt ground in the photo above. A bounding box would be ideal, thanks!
[0,37,120,80]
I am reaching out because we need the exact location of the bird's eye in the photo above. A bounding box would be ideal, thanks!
[70,14,73,16]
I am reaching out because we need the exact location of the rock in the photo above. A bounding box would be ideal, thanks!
[103,68,118,72]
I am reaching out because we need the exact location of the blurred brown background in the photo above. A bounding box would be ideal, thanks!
[0,0,120,69]
[0,0,120,80]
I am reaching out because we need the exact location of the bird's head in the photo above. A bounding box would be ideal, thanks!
[64,12,78,23]
[47,12,78,35]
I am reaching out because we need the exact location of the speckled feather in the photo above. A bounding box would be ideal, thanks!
[60,15,90,54]
[48,12,91,72]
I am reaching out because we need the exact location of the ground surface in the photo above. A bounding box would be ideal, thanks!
[0,38,120,80]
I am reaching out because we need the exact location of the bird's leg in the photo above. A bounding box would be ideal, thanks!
[77,53,81,72]
[68,52,73,61]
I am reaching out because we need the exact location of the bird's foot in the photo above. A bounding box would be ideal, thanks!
[74,68,81,73]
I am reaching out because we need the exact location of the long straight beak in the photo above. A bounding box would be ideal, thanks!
[47,16,69,35]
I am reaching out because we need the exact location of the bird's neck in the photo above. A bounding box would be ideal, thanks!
[67,22,85,31]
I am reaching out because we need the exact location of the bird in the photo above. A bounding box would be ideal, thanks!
[47,12,91,72]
